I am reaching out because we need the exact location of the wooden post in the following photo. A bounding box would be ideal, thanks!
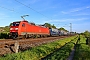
[15,41,19,53]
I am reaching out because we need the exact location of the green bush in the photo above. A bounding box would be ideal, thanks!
[73,35,90,60]
[0,33,9,39]
[83,31,90,38]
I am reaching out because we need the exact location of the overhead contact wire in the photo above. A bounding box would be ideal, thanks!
[0,5,22,14]
[15,0,52,20]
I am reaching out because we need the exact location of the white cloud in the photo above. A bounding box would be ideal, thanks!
[86,6,90,8]
[71,13,90,16]
[44,19,66,23]
[61,6,90,14]
[44,18,89,23]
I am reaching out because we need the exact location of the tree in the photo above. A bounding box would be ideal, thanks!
[58,27,68,32]
[84,30,90,38]
[51,24,56,28]
[58,27,65,30]
[44,23,52,28]
[4,26,10,32]
[9,23,12,27]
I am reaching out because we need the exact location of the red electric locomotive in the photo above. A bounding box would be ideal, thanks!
[10,20,50,39]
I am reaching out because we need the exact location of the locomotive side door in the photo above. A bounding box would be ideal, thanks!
[22,23,26,35]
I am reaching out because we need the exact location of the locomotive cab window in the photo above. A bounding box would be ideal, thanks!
[12,22,20,26]
[22,23,25,27]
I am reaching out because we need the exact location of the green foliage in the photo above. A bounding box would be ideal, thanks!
[9,23,12,27]
[44,23,56,29]
[4,26,10,32]
[58,27,68,32]
[58,27,65,30]
[0,35,78,60]
[83,30,90,46]
[0,26,10,32]
[44,23,52,28]
[88,37,90,46]
[0,33,9,39]
[44,37,78,60]
[73,35,90,60]
[51,24,56,28]
[0,26,10,39]
[83,30,90,38]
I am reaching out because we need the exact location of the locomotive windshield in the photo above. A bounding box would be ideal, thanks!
[11,22,20,26]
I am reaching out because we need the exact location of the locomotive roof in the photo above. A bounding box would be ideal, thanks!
[13,20,28,23]
[13,21,20,23]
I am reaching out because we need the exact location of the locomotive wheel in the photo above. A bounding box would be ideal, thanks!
[33,35,36,38]
[23,35,28,39]
[12,35,17,40]
[23,35,26,39]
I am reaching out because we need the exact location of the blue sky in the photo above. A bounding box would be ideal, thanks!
[0,0,90,33]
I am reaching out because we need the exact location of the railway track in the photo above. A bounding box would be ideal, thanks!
[0,36,69,56]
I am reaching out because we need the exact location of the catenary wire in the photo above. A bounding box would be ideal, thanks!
[15,0,52,20]
[0,5,22,14]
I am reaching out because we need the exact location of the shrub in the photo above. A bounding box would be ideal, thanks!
[0,32,9,39]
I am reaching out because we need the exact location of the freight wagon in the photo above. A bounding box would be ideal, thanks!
[49,28,60,36]
[60,30,68,36]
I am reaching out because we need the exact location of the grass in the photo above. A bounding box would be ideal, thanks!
[73,35,90,60]
[0,35,78,60]
[42,35,78,60]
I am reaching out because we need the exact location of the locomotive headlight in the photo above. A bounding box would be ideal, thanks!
[15,28,18,30]
[10,28,13,30]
